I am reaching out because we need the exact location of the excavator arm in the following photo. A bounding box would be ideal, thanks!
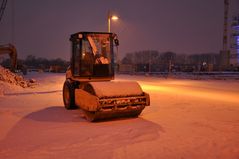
[0,44,17,71]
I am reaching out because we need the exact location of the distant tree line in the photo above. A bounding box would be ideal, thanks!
[120,50,220,72]
[0,55,70,73]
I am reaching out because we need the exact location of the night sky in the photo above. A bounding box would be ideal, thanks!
[0,0,239,60]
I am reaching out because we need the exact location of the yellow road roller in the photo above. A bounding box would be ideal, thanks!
[63,32,150,121]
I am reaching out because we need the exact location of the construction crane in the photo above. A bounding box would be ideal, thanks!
[222,0,229,52]
[220,0,230,69]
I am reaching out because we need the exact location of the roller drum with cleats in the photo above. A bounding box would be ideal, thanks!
[63,32,150,121]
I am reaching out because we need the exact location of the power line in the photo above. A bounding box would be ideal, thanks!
[0,0,7,22]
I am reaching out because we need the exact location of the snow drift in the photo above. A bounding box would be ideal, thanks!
[0,66,36,95]
[0,73,239,159]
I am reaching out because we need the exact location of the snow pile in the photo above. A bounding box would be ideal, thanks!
[0,66,36,91]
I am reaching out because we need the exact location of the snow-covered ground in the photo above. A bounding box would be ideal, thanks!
[0,73,239,159]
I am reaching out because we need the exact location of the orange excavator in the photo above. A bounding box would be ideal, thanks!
[0,1,17,72]
[0,43,17,71]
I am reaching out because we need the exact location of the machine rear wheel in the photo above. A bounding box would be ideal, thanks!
[63,80,76,109]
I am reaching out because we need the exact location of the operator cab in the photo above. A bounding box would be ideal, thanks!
[69,32,118,81]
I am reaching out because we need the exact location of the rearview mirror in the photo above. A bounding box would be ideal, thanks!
[114,38,119,46]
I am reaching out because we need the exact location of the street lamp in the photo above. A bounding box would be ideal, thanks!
[107,11,119,32]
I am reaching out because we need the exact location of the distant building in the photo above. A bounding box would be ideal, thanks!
[230,15,239,66]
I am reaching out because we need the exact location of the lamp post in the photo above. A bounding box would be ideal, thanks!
[107,11,119,32]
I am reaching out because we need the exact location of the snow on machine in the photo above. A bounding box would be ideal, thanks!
[63,32,150,121]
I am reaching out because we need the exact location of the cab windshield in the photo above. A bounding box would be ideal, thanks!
[80,33,113,77]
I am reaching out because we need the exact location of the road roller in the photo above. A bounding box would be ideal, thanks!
[63,32,150,121]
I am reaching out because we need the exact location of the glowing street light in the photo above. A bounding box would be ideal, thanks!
[108,11,119,32]
[111,15,119,20]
